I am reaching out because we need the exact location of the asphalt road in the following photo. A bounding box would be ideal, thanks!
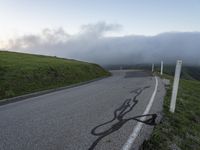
[0,70,165,150]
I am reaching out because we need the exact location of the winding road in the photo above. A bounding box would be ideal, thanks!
[0,70,165,150]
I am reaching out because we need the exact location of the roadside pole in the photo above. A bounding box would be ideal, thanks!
[152,63,154,72]
[170,60,182,113]
[160,61,163,75]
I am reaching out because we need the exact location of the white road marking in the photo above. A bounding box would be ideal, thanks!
[122,76,158,150]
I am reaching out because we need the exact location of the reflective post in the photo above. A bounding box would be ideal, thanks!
[170,60,182,113]
[161,61,163,75]
[152,63,154,72]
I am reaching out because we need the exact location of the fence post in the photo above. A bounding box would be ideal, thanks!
[152,63,154,72]
[161,61,163,75]
[170,60,182,113]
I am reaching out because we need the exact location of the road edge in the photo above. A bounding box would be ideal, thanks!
[122,76,159,150]
[0,75,110,106]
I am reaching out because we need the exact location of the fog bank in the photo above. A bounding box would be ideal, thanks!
[1,22,200,66]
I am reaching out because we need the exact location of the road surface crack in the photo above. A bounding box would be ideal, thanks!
[88,86,157,150]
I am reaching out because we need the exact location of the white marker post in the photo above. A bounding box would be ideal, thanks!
[160,61,163,75]
[170,60,182,113]
[152,63,154,72]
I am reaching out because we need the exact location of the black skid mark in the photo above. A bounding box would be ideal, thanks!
[88,86,157,150]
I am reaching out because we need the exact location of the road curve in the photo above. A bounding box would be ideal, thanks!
[0,70,165,150]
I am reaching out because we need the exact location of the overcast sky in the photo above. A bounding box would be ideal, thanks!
[0,0,200,65]
[1,0,200,37]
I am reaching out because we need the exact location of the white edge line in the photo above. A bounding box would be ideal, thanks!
[121,76,158,150]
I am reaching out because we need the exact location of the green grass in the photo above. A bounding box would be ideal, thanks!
[0,51,110,100]
[141,75,200,150]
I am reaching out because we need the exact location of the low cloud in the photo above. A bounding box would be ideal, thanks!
[1,22,200,66]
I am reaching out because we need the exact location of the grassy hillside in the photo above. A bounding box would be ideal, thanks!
[0,51,110,100]
[141,72,200,150]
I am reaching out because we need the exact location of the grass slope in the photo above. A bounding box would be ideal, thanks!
[141,74,200,150]
[0,51,110,100]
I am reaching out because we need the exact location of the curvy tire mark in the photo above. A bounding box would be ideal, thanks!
[88,86,157,150]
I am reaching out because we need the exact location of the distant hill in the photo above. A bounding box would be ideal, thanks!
[154,65,200,81]
[0,51,110,100]
[105,64,200,81]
